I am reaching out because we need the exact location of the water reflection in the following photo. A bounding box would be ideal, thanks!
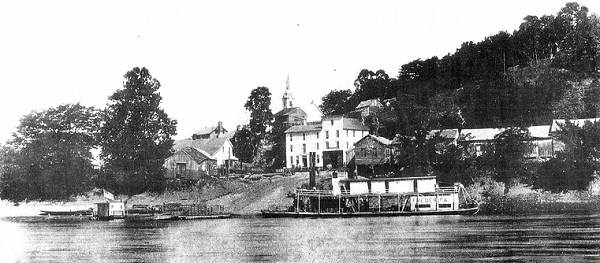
[1,213,599,262]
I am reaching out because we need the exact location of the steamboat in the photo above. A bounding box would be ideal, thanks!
[262,174,478,218]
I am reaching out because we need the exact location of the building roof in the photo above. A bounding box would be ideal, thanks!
[179,147,215,164]
[355,134,392,146]
[285,124,322,133]
[356,99,383,110]
[527,125,551,138]
[193,126,219,136]
[427,129,459,140]
[343,118,369,130]
[174,138,230,156]
[550,118,600,133]
[461,125,551,141]
[274,107,306,117]
[284,117,368,133]
[460,128,503,141]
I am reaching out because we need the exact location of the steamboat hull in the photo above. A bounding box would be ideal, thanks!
[261,206,479,218]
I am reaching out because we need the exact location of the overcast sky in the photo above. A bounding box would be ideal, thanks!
[1,0,599,143]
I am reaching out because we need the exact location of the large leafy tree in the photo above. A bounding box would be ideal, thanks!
[244,87,273,158]
[351,69,394,106]
[0,104,100,201]
[99,67,177,195]
[231,128,254,164]
[319,89,353,115]
[535,120,600,192]
[486,127,532,193]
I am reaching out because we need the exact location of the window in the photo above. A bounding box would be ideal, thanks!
[317,143,319,150]
[290,145,293,152]
[346,142,349,149]
[346,130,349,137]
[317,154,320,163]
[336,130,340,137]
[290,156,293,166]
[290,134,293,141]
[303,133,305,140]
[336,141,340,148]
[302,144,306,153]
[296,156,299,165]
[326,131,329,139]
[326,142,330,149]
[331,120,334,125]
[353,130,356,137]
[317,133,319,139]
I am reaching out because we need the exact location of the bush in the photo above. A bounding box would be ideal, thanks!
[534,158,595,192]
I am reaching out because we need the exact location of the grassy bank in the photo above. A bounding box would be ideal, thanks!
[3,173,599,217]
[467,178,600,215]
[0,173,310,217]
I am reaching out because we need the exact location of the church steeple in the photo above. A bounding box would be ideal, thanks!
[282,74,294,109]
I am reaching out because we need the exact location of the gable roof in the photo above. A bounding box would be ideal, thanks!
[343,118,369,130]
[274,107,307,117]
[174,138,230,156]
[355,134,392,147]
[427,129,459,140]
[461,125,551,141]
[179,147,215,164]
[285,123,322,133]
[193,125,229,136]
[550,118,600,133]
[356,99,383,109]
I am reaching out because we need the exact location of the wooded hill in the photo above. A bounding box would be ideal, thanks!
[321,2,600,137]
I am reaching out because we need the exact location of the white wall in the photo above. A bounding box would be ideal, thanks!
[285,117,369,168]
[416,178,436,193]
[371,181,386,194]
[212,139,236,166]
[388,180,414,193]
[349,181,369,195]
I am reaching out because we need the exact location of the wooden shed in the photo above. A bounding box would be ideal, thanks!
[164,147,217,179]
[352,135,394,177]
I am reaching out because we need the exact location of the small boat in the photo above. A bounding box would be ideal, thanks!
[261,176,479,218]
[40,209,93,216]
[153,214,180,221]
[179,214,231,220]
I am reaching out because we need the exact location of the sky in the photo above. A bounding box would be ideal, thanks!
[1,0,599,143]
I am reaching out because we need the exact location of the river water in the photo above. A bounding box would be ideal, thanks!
[1,213,599,262]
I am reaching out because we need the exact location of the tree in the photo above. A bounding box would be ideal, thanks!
[0,104,100,201]
[99,67,177,195]
[320,89,353,115]
[535,120,600,192]
[231,128,254,164]
[266,116,289,169]
[486,127,532,193]
[352,69,394,105]
[244,87,273,158]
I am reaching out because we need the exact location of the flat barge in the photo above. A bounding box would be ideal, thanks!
[262,176,478,218]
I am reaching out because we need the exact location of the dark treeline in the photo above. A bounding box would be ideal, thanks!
[322,2,600,136]
[0,67,177,202]
[319,2,600,194]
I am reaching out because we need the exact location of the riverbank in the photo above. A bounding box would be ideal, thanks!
[0,172,311,217]
[468,179,600,215]
[2,173,599,217]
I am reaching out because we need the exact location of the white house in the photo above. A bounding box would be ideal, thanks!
[173,137,237,167]
[285,116,369,169]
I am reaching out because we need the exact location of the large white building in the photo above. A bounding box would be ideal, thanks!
[285,116,369,169]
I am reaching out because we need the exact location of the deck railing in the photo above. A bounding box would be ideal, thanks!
[296,189,333,195]
[299,187,459,196]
